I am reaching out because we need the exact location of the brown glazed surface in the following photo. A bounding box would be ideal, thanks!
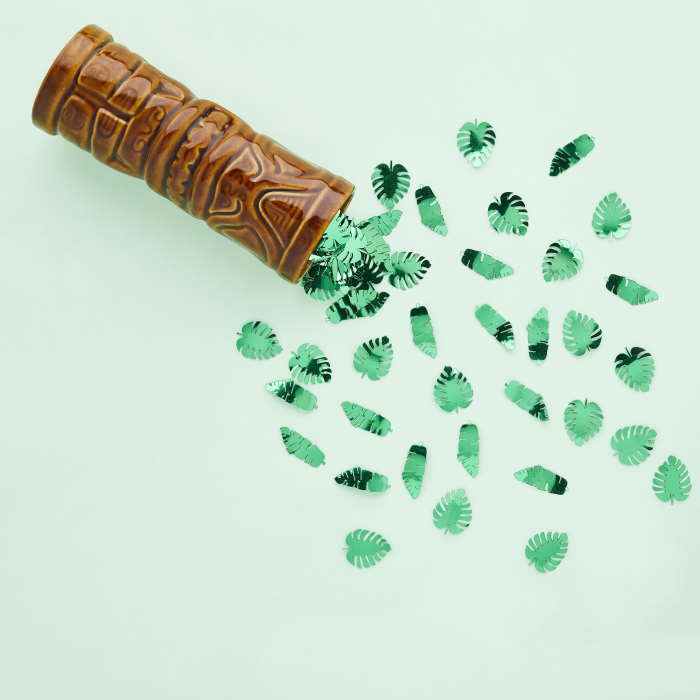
[32,24,354,283]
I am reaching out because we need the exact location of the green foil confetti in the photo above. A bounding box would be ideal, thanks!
[614,347,655,392]
[358,209,403,237]
[302,262,346,301]
[265,380,318,411]
[504,380,549,422]
[527,307,549,363]
[401,444,427,499]
[541,239,584,281]
[474,304,514,350]
[343,254,386,291]
[606,274,659,306]
[549,133,595,176]
[434,366,474,413]
[611,425,657,465]
[487,192,529,235]
[592,192,631,239]
[415,185,448,236]
[344,529,391,569]
[335,467,390,493]
[385,251,431,290]
[514,466,568,495]
[279,427,325,467]
[457,423,479,477]
[410,305,437,358]
[288,343,332,384]
[432,488,472,534]
[353,336,394,381]
[563,310,602,356]
[652,456,692,504]
[326,289,390,323]
[235,321,282,360]
[456,119,496,168]
[525,532,569,573]
[371,161,410,210]
[341,401,392,436]
[564,399,603,445]
[461,249,514,280]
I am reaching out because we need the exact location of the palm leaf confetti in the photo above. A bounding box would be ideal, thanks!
[415,185,448,236]
[652,456,692,504]
[302,262,346,301]
[474,304,514,350]
[527,307,549,363]
[525,532,569,573]
[549,133,595,176]
[432,489,472,534]
[504,380,549,422]
[236,321,282,360]
[344,529,391,569]
[385,251,431,290]
[402,444,427,499]
[487,192,529,235]
[457,424,479,477]
[514,466,568,495]
[564,399,603,446]
[335,467,390,493]
[279,427,325,467]
[606,274,659,305]
[353,336,394,380]
[611,425,657,465]
[434,366,474,413]
[592,192,631,239]
[541,239,584,281]
[563,310,602,356]
[456,119,496,168]
[326,289,390,323]
[371,161,410,210]
[265,380,318,411]
[341,401,392,436]
[614,347,655,392]
[410,305,437,358]
[358,209,402,237]
[461,248,514,280]
[288,343,332,384]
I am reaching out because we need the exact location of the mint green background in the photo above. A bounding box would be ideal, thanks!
[1,1,699,698]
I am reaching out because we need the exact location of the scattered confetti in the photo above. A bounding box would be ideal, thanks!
[335,467,390,493]
[279,427,326,467]
[504,380,549,422]
[410,305,437,358]
[344,529,391,569]
[474,304,514,350]
[236,321,282,360]
[527,307,549,363]
[353,336,394,380]
[457,424,479,477]
[432,488,472,534]
[265,380,318,411]
[358,209,403,237]
[371,161,410,210]
[606,274,659,306]
[385,251,431,290]
[401,444,427,499]
[326,289,390,323]
[341,401,392,436]
[487,192,529,235]
[302,262,346,301]
[564,399,603,445]
[456,120,496,168]
[461,248,514,280]
[541,239,584,281]
[592,192,631,239]
[434,366,474,413]
[415,185,448,236]
[288,343,332,384]
[514,466,568,495]
[563,310,602,356]
[549,133,595,176]
[525,531,569,573]
[614,347,655,392]
[652,456,692,504]
[611,425,657,465]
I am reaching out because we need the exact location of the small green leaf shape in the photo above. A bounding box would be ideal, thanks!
[504,380,549,422]
[314,211,356,258]
[326,289,390,323]
[415,185,448,236]
[541,239,584,281]
[236,321,282,360]
[432,488,472,534]
[288,344,331,384]
[461,249,514,279]
[614,347,655,392]
[514,467,568,495]
[457,120,496,168]
[605,274,659,305]
[344,529,391,569]
[335,467,390,493]
[371,161,410,210]
[474,304,514,350]
[265,380,318,411]
[353,336,394,380]
[487,192,529,235]
[592,192,631,239]
[410,305,437,358]
[457,424,479,477]
[357,209,402,237]
[279,427,325,467]
[563,310,602,356]
[525,532,569,573]
[301,261,346,301]
[611,425,657,465]
[402,444,427,499]
[652,456,692,504]
[549,133,595,176]
[564,399,604,446]
[342,254,386,291]
[434,366,474,413]
[385,251,431,290]
[527,307,549,363]
[341,401,392,436]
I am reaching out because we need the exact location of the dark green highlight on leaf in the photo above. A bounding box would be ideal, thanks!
[592,192,631,239]
[527,307,549,363]
[236,321,282,360]
[288,343,331,384]
[335,467,390,493]
[611,425,657,465]
[265,380,318,411]
[549,134,595,176]
[487,192,529,235]
[415,185,448,236]
[461,249,514,280]
[410,305,437,358]
[402,444,427,499]
[474,304,514,350]
[344,529,391,569]
[434,366,474,413]
[457,120,496,168]
[385,251,431,290]
[614,347,655,392]
[564,399,603,446]
[541,239,583,281]
[358,209,403,237]
[457,424,479,477]
[514,466,568,495]
[326,289,390,323]
[279,427,325,467]
[563,310,602,356]
[605,274,659,306]
[504,380,549,422]
[653,456,692,504]
[302,261,346,301]
[341,401,392,436]
[432,488,472,534]
[353,336,394,380]
[525,532,569,573]
[371,161,410,210]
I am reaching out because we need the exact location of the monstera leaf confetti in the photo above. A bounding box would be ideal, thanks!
[541,239,584,281]
[487,192,529,235]
[652,456,692,504]
[288,343,332,384]
[549,133,595,176]
[415,185,448,236]
[606,274,659,306]
[410,305,437,358]
[402,444,427,499]
[514,466,568,495]
[265,380,318,411]
[456,119,496,168]
[335,467,390,493]
[358,209,402,237]
[326,289,390,323]
[592,192,631,239]
[611,425,657,465]
[371,161,410,210]
[302,262,346,301]
[434,366,474,412]
[236,321,282,360]
[353,336,394,380]
[461,249,514,280]
[344,529,391,569]
[525,532,569,573]
[564,399,603,445]
[527,307,549,363]
[504,380,549,422]
[474,304,514,350]
[279,427,325,467]
[385,251,431,290]
[563,310,602,356]
[341,401,392,436]
[614,347,655,392]
[457,424,479,477]
[432,488,472,534]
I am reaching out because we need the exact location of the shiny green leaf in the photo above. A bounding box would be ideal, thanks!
[434,366,474,413]
[504,380,549,421]
[326,289,390,323]
[432,488,472,534]
[265,380,317,411]
[456,120,496,168]
[353,336,394,380]
[487,192,528,235]
[563,310,602,356]
[279,427,325,467]
[344,529,391,569]
[357,209,403,237]
[410,305,437,358]
[549,133,595,176]
[614,347,655,392]
[474,304,514,350]
[371,161,410,209]
[415,185,448,236]
[606,274,659,305]
[514,466,567,495]
[541,239,583,281]
[611,425,657,465]
[301,261,346,301]
[236,321,282,360]
[564,399,603,445]
[385,251,431,290]
[527,307,549,363]
[288,343,331,384]
[592,192,631,239]
[525,531,569,572]
[461,249,514,279]
[457,424,479,477]
[335,467,390,493]
[401,444,427,499]
[653,456,692,504]
[341,401,392,436]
